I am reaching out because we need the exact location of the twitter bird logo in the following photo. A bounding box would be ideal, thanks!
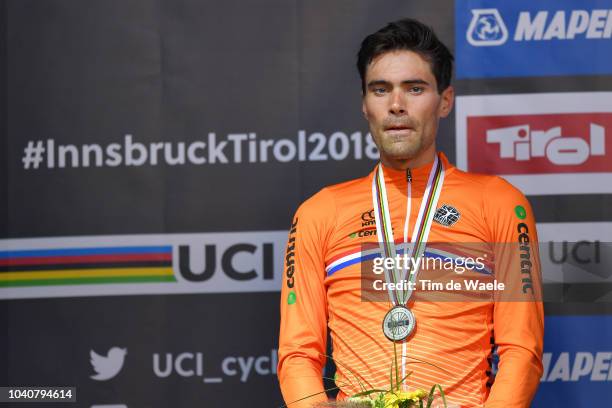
[90,347,127,381]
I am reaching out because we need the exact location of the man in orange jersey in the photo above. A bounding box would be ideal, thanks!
[278,19,543,408]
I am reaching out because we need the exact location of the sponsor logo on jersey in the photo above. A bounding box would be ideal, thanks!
[456,92,612,195]
[361,209,376,227]
[348,209,378,238]
[456,1,612,78]
[514,204,534,294]
[285,218,298,289]
[433,204,461,227]
[517,220,534,295]
[348,228,377,239]
[514,205,527,220]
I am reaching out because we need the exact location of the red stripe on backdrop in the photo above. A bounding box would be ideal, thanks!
[0,253,172,266]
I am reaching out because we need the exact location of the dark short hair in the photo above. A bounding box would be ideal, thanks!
[357,18,454,94]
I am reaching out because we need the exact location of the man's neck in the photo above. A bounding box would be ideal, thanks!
[381,146,436,170]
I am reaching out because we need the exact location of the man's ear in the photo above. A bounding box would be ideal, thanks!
[439,85,455,118]
[362,99,369,121]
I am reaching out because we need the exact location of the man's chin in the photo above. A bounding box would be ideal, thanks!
[383,149,421,161]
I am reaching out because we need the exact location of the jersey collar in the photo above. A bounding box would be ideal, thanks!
[374,151,455,185]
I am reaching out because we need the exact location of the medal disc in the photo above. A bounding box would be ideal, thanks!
[382,305,416,342]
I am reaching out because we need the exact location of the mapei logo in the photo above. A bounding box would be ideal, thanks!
[456,2,612,78]
[466,8,612,47]
[467,9,508,46]
[456,92,612,195]
[90,347,127,381]
[542,351,612,382]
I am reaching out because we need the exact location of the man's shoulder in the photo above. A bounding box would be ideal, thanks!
[297,174,371,219]
[450,167,526,199]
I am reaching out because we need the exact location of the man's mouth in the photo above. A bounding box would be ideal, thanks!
[384,125,414,135]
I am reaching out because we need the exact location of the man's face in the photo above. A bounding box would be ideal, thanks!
[362,50,454,167]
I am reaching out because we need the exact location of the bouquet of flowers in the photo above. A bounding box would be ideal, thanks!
[285,342,447,408]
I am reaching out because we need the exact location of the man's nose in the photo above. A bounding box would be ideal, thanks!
[389,91,406,115]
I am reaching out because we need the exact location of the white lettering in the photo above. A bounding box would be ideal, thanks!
[164,142,186,165]
[105,143,122,167]
[543,11,566,40]
[546,137,590,165]
[237,356,254,383]
[58,144,79,168]
[150,142,164,165]
[604,10,612,38]
[586,9,608,39]
[372,258,384,274]
[221,356,237,376]
[259,139,274,162]
[571,352,594,381]
[515,11,547,41]
[187,141,206,164]
[254,356,270,375]
[591,352,612,381]
[542,352,552,381]
[547,352,570,382]
[152,353,172,377]
[273,139,297,163]
[175,352,195,377]
[228,134,247,163]
[125,134,147,166]
[567,10,590,39]
[208,132,228,163]
[82,144,103,167]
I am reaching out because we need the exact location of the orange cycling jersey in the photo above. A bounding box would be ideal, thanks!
[278,152,543,408]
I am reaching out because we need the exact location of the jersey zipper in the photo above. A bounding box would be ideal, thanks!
[402,167,412,388]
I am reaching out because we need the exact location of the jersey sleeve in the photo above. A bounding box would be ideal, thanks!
[277,189,335,408]
[483,177,544,408]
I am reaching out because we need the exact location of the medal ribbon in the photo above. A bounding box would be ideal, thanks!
[372,154,445,306]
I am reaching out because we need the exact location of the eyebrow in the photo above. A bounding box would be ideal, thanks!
[366,79,430,88]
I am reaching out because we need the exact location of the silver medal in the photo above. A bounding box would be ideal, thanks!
[382,305,416,342]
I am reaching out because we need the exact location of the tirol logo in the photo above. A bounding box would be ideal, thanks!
[467,9,508,46]
[456,92,612,195]
[433,204,461,227]
[486,122,605,166]
[467,113,611,174]
[90,347,127,381]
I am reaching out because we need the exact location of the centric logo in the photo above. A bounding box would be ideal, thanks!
[467,9,509,46]
[382,306,416,342]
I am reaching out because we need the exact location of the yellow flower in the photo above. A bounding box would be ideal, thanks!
[383,390,428,407]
